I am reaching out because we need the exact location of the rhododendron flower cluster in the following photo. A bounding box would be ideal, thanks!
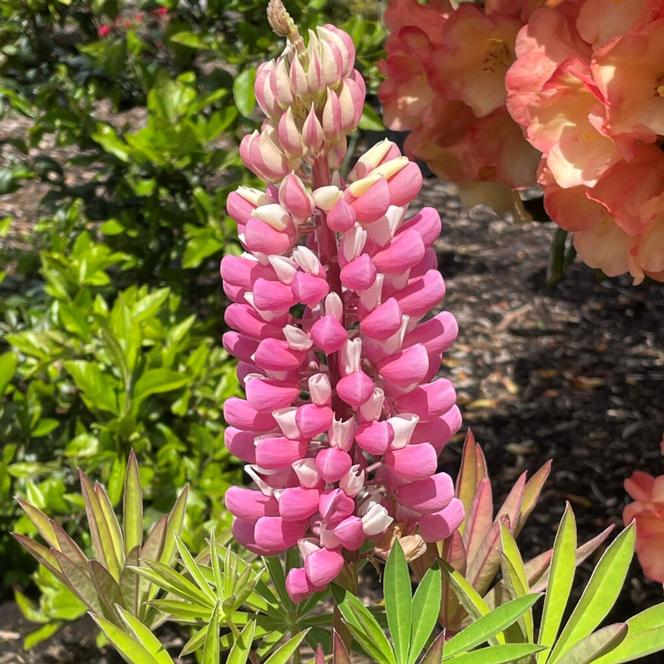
[507,0,664,283]
[221,1,462,602]
[624,468,664,585]
[378,0,541,197]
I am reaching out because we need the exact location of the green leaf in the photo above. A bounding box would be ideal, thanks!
[549,523,635,662]
[91,613,161,664]
[0,351,17,394]
[16,498,59,548]
[264,630,309,664]
[500,524,534,640]
[408,566,441,664]
[447,644,545,664]
[175,536,216,604]
[170,31,206,48]
[123,450,143,555]
[555,623,627,664]
[445,565,493,624]
[385,541,412,664]
[160,486,188,567]
[445,595,541,658]
[23,622,63,650]
[537,504,577,663]
[337,591,396,664]
[64,361,118,415]
[233,68,257,118]
[92,124,130,162]
[593,604,664,663]
[202,604,220,664]
[133,369,189,409]
[227,619,257,664]
[117,606,175,664]
[132,288,170,323]
[358,104,384,131]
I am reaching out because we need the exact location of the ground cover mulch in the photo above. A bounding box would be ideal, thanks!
[1,166,662,661]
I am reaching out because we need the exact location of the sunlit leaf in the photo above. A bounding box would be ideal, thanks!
[117,606,175,664]
[555,623,627,664]
[123,450,143,555]
[549,524,635,662]
[446,643,545,664]
[537,504,577,663]
[408,565,441,664]
[227,620,257,664]
[445,594,541,657]
[385,540,412,664]
[202,604,220,664]
[91,613,161,664]
[263,630,309,664]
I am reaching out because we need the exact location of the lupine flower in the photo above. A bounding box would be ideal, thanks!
[506,3,664,283]
[222,1,462,602]
[624,469,664,584]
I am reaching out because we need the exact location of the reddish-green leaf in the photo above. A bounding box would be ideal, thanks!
[15,498,59,549]
[123,450,143,555]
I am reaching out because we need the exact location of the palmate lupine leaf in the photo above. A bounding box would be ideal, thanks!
[444,594,542,658]
[385,541,412,664]
[444,643,545,664]
[336,589,397,664]
[555,623,628,664]
[123,450,143,555]
[202,604,220,664]
[536,504,577,663]
[499,524,534,641]
[438,432,552,631]
[227,620,257,664]
[547,523,635,662]
[408,565,442,664]
[263,630,310,664]
[592,604,664,663]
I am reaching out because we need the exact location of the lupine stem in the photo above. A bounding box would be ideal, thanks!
[313,156,347,418]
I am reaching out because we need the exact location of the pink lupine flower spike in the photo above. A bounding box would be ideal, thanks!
[222,0,463,602]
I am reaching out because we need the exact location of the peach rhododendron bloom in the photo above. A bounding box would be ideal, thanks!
[591,18,664,143]
[385,0,664,283]
[379,0,539,195]
[222,1,463,603]
[506,0,664,282]
[624,471,664,584]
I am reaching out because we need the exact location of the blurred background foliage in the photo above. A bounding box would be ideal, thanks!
[0,0,386,636]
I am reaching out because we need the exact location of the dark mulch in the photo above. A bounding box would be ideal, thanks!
[1,171,662,661]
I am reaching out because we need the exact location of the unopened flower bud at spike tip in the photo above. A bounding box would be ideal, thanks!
[267,0,304,51]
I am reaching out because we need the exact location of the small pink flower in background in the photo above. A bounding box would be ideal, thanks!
[98,24,111,38]
[624,470,664,584]
[221,3,463,602]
